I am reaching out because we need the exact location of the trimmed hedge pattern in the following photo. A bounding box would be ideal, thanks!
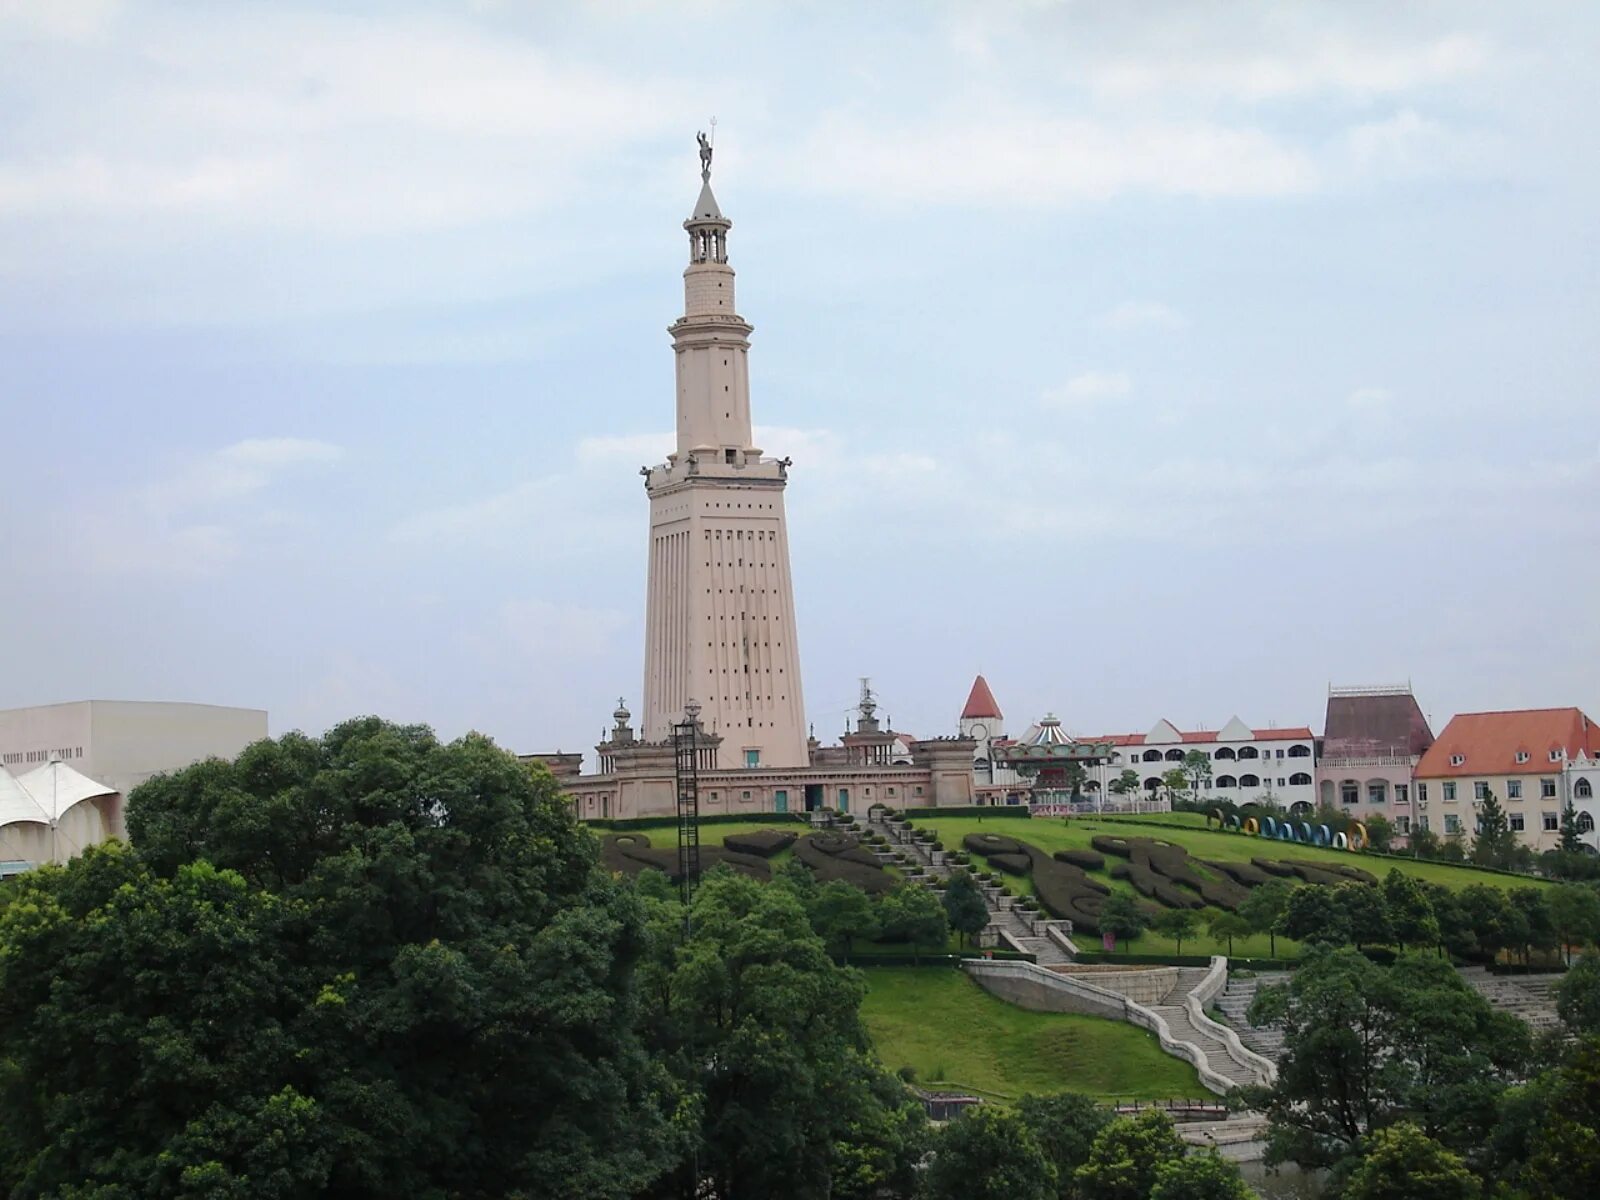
[723,829,798,857]
[794,833,895,893]
[600,833,772,882]
[988,853,1032,876]
[1054,849,1106,872]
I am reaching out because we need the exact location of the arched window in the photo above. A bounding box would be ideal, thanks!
[1214,747,1236,761]
[1216,775,1237,789]
[973,758,989,771]
[1576,778,1594,799]
[1288,744,1311,758]
[1289,772,1312,786]
[1144,776,1162,791]
[1165,748,1185,762]
[1084,779,1101,791]
[1237,746,1260,760]
[1142,749,1162,762]
[1578,811,1596,833]
[1239,773,1261,788]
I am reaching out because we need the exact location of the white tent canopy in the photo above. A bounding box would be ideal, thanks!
[0,759,119,868]
[14,759,117,821]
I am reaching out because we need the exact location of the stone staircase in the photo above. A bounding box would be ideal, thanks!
[1148,968,1263,1090]
[1457,966,1564,1033]
[863,811,1073,965]
[1215,971,1291,1062]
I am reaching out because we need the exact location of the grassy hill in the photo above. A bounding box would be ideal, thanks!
[906,812,1548,959]
[859,966,1204,1102]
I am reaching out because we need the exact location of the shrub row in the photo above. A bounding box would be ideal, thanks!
[723,829,798,858]
[794,833,896,894]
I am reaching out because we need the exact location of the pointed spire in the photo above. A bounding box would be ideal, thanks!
[961,674,1003,721]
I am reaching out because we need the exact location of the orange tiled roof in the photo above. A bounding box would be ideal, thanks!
[961,674,1003,720]
[1415,708,1600,778]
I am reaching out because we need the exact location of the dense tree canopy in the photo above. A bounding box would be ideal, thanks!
[0,719,677,1199]
[1246,946,1528,1175]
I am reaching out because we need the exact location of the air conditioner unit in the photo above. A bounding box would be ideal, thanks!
[1416,799,1429,811]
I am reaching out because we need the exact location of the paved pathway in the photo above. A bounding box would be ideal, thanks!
[1457,965,1564,1033]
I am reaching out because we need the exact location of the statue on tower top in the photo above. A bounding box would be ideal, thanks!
[697,129,713,180]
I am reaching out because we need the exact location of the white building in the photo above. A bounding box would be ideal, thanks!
[0,700,268,837]
[1567,751,1600,853]
[1091,717,1319,811]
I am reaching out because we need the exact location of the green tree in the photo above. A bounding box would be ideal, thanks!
[1148,1149,1257,1200]
[0,721,678,1199]
[941,870,990,949]
[1152,907,1200,955]
[1557,953,1600,1037]
[1363,813,1395,853]
[640,868,925,1199]
[1508,886,1558,966]
[1382,870,1439,954]
[1161,767,1190,805]
[1073,1109,1186,1200]
[1062,761,1089,800]
[1014,1092,1111,1196]
[1207,911,1252,957]
[1280,884,1351,946]
[1409,825,1442,860]
[1099,892,1149,949]
[879,882,949,963]
[1560,803,1585,854]
[1109,769,1142,807]
[1335,881,1393,948]
[1470,791,1516,870]
[1455,884,1515,961]
[1239,878,1294,957]
[1343,1122,1481,1200]
[922,1107,1056,1200]
[1182,750,1213,803]
[811,879,880,962]
[1245,947,1529,1175]
[1550,883,1600,966]
[1521,1037,1600,1199]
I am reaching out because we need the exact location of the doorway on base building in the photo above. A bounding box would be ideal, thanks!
[804,784,824,812]
[774,789,788,814]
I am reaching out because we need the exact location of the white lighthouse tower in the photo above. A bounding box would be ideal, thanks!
[639,135,809,769]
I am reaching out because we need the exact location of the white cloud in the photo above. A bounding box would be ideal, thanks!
[69,437,344,578]
[1098,301,1188,332]
[1087,33,1491,102]
[0,10,693,234]
[1347,386,1394,408]
[1043,371,1132,409]
[779,111,1318,208]
[498,599,629,660]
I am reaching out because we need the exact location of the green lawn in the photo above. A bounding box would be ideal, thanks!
[909,813,1547,959]
[859,967,1204,1102]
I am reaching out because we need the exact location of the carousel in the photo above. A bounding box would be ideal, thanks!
[989,714,1118,812]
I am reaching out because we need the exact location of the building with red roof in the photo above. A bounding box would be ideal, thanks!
[1414,707,1600,850]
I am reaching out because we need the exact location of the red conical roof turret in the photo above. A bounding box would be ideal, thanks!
[960,675,1003,721]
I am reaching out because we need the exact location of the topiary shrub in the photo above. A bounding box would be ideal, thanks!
[931,840,945,852]
[722,829,798,858]
[1251,857,1298,878]
[1054,849,1106,871]
[794,832,895,893]
[964,833,1024,857]
[1282,858,1379,886]
[601,834,772,882]
[1205,859,1271,887]
[988,853,1031,876]
[1091,835,1134,858]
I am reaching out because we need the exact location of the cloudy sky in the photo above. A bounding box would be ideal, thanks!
[2,1,1596,759]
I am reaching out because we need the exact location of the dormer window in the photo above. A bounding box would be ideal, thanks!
[1515,751,1530,764]
[1549,748,1564,763]
[1449,754,1465,767]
